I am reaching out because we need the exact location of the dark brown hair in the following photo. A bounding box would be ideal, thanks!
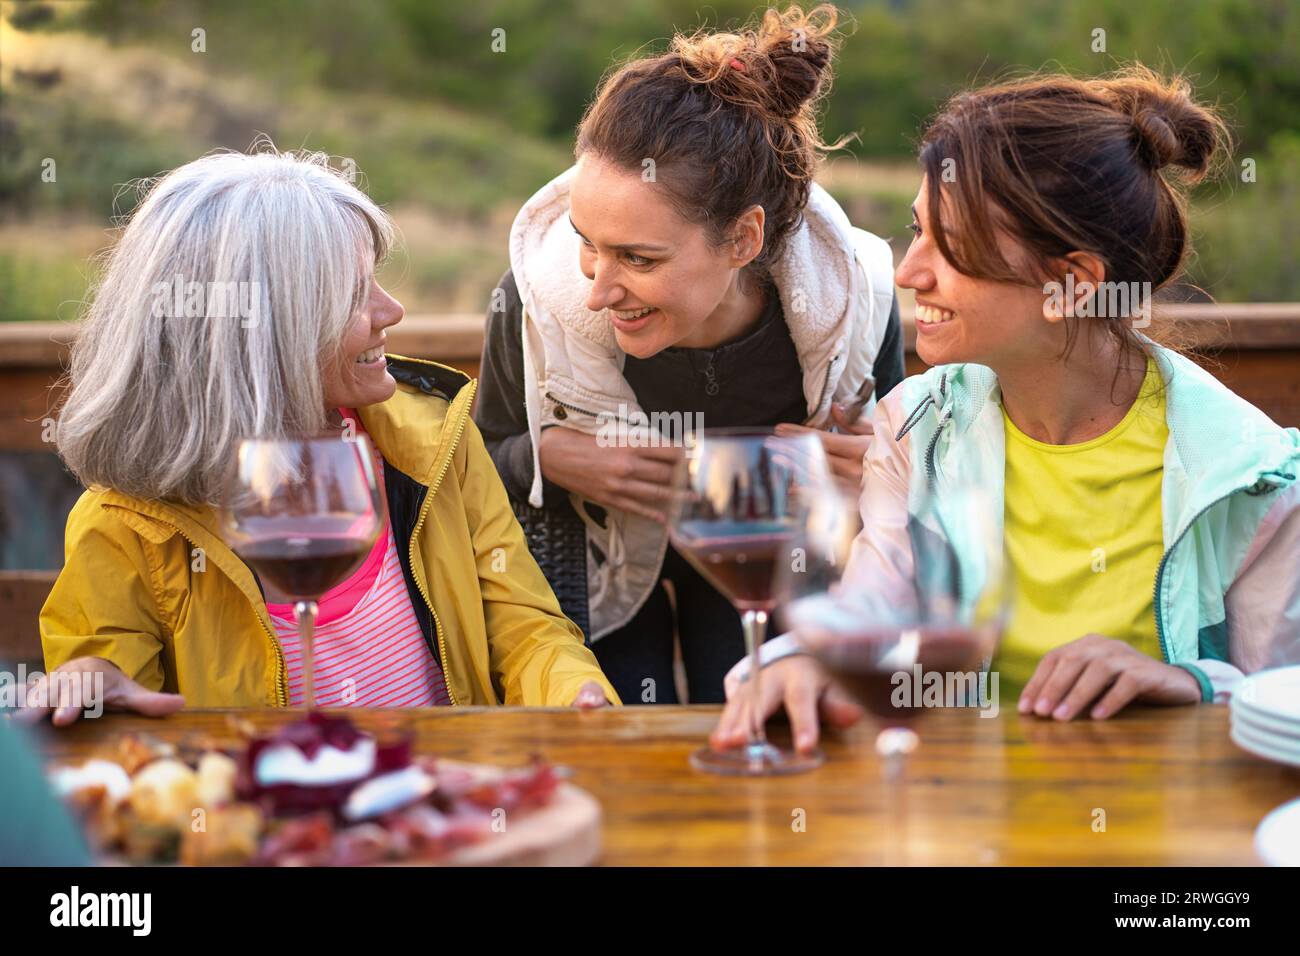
[575,4,845,287]
[917,64,1231,361]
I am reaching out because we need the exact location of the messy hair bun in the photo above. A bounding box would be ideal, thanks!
[915,65,1231,381]
[1093,67,1226,182]
[576,4,845,283]
[681,4,836,118]
[916,65,1230,340]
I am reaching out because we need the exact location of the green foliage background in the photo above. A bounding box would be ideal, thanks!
[1,0,1297,322]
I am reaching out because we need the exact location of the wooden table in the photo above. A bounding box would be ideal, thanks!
[32,704,1300,866]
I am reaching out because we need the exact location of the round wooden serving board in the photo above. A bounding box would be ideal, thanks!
[90,757,603,867]
[432,780,602,867]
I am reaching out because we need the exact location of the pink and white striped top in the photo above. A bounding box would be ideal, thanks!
[263,412,452,708]
[265,517,452,707]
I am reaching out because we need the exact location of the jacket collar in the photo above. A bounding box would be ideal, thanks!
[95,353,474,543]
[1148,345,1299,534]
[900,344,1300,529]
[358,354,473,486]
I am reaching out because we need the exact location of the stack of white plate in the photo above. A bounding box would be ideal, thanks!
[1230,665,1300,768]
[1255,798,1300,867]
[1233,668,1300,866]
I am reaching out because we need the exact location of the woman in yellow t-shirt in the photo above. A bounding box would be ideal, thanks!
[711,66,1300,753]
[996,354,1169,690]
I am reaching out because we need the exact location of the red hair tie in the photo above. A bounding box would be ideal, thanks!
[729,57,745,72]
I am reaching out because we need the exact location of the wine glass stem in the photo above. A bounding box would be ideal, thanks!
[877,726,918,866]
[742,609,769,748]
[294,599,319,711]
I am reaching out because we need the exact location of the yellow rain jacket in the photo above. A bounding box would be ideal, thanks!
[41,356,620,708]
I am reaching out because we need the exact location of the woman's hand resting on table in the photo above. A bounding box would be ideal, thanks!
[710,633,1204,752]
[1016,633,1202,720]
[8,660,606,718]
[710,656,864,754]
[9,657,185,727]
[570,681,610,709]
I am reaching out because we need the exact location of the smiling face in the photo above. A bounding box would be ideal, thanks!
[568,153,762,357]
[896,177,1061,371]
[321,276,405,410]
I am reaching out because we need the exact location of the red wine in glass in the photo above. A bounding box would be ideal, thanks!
[223,434,385,713]
[785,477,1010,863]
[808,626,987,722]
[669,521,794,612]
[237,517,374,600]
[667,428,835,777]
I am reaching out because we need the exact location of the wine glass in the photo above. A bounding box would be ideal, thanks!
[667,427,835,776]
[773,484,864,607]
[222,432,386,712]
[786,479,1010,861]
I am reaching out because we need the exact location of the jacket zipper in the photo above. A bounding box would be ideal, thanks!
[406,379,479,706]
[168,525,290,707]
[702,356,720,396]
[814,354,842,418]
[1151,501,1223,665]
[1151,474,1291,665]
[545,391,602,419]
[923,410,952,487]
[899,370,950,487]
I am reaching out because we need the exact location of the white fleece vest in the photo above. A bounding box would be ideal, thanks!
[508,165,895,640]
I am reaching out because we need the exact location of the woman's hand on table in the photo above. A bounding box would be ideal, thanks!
[775,402,874,495]
[10,657,185,727]
[539,425,682,524]
[570,681,611,708]
[1017,634,1202,721]
[710,655,864,753]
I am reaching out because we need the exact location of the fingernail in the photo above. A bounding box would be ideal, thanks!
[1035,697,1051,715]
[1017,696,1030,713]
[1053,703,1070,720]
[1091,706,1106,720]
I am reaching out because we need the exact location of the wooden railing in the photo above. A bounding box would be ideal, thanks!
[4,304,1299,447]
[0,571,57,669]
[2,304,1298,667]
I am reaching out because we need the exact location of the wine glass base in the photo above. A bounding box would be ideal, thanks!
[690,742,824,776]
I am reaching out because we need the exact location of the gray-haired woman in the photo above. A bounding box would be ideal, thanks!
[30,146,618,724]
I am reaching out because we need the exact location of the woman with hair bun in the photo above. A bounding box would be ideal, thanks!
[476,4,904,705]
[713,66,1300,750]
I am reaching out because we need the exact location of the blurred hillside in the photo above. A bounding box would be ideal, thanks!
[1,0,1298,323]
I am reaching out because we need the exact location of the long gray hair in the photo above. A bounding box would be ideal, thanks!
[56,145,395,505]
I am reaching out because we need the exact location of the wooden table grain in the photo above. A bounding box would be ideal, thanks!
[30,704,1300,866]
